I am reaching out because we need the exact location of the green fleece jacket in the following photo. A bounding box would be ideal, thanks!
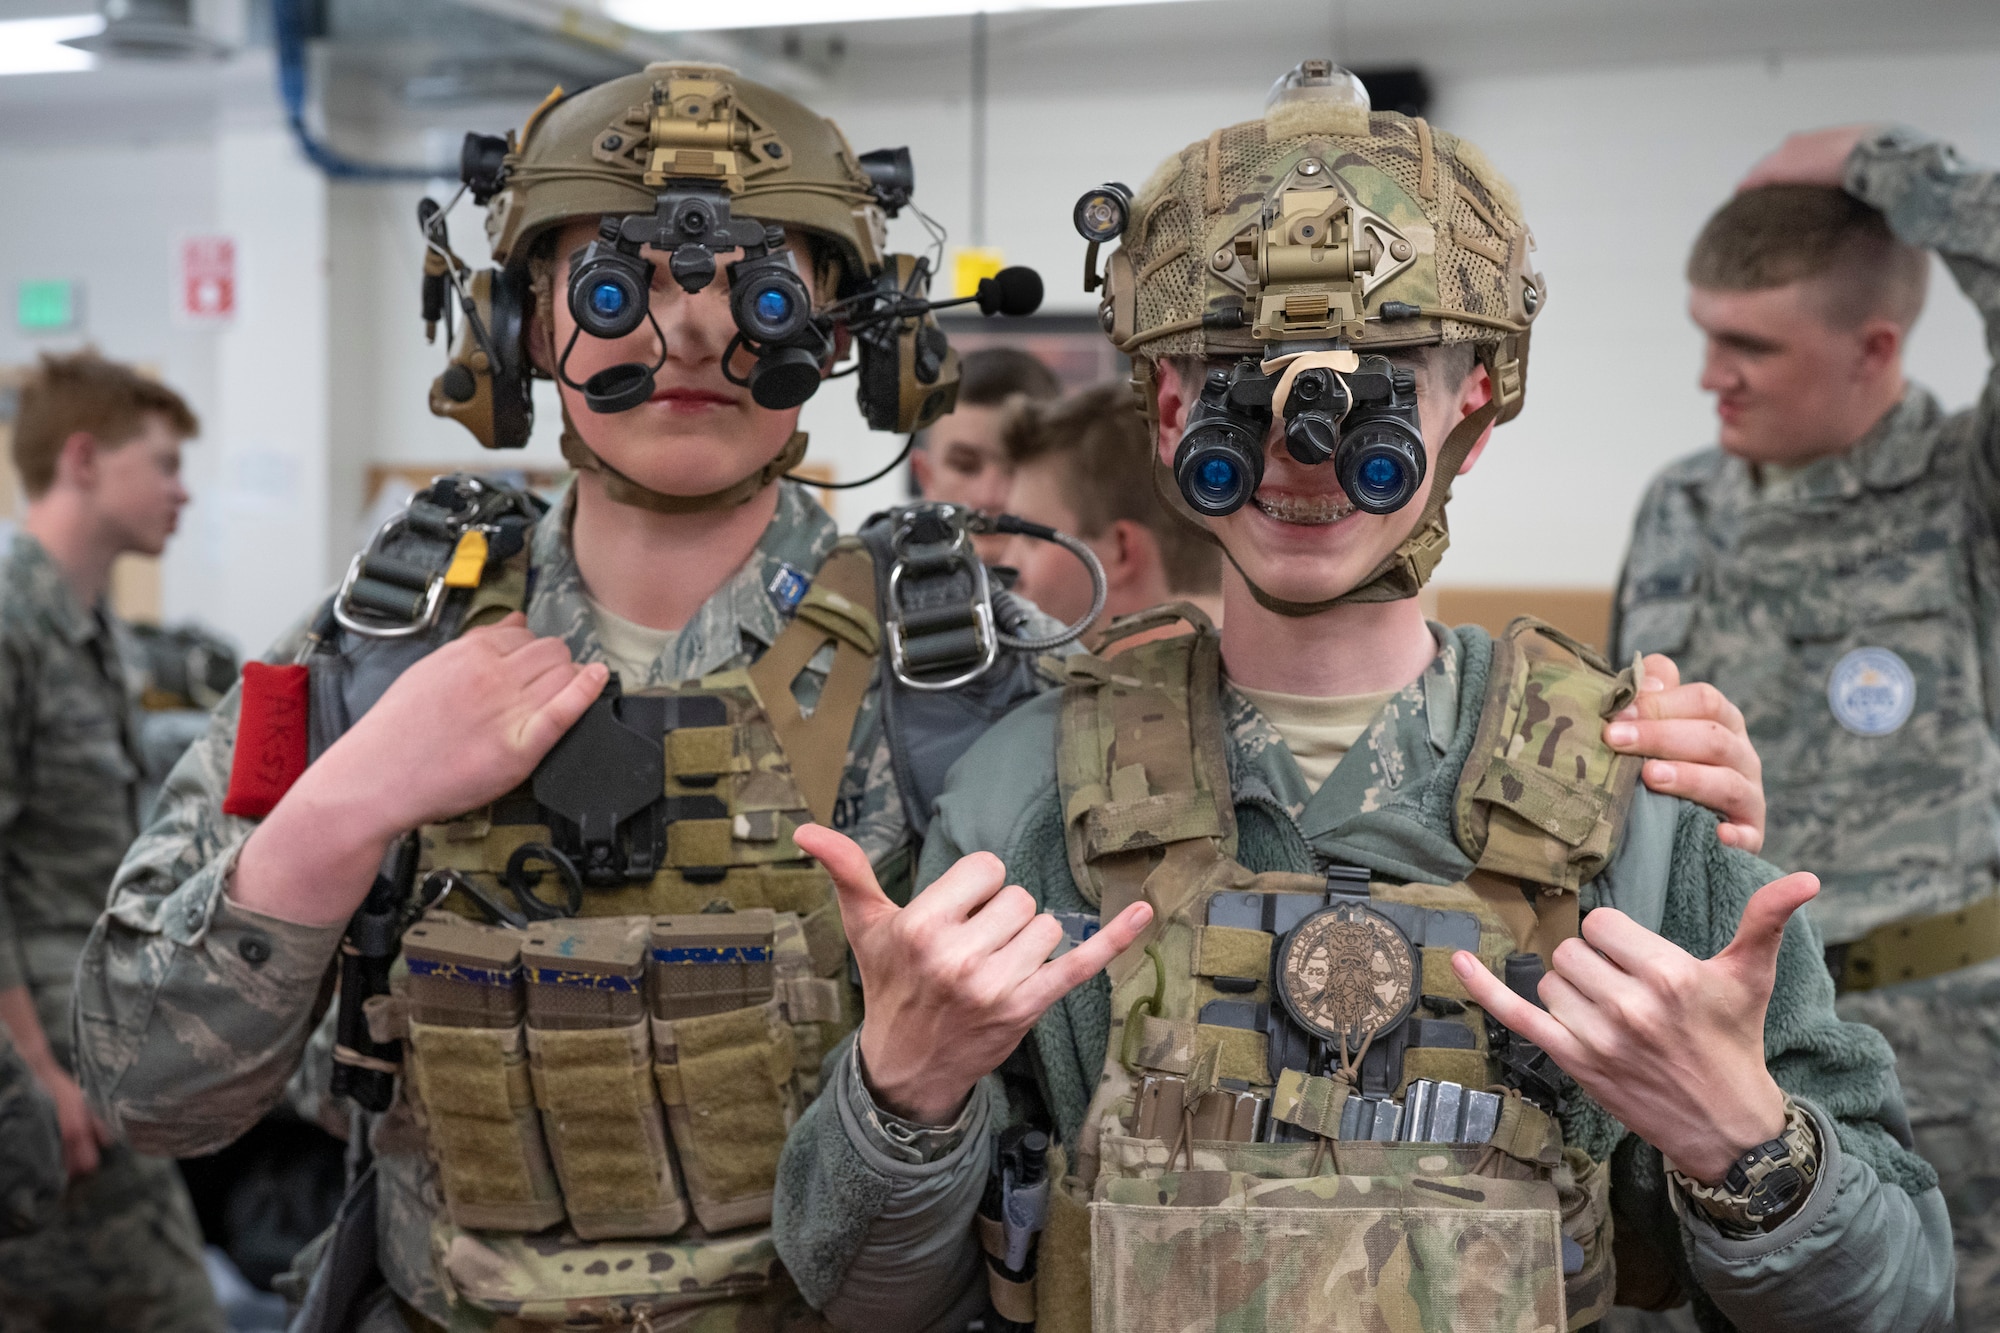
[774,626,1954,1332]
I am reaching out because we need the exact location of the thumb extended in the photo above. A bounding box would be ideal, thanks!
[793,823,897,934]
[1717,871,1819,979]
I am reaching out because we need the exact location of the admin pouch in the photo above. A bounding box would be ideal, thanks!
[1042,609,1637,1332]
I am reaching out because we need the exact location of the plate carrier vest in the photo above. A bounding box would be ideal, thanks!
[1029,604,1646,1333]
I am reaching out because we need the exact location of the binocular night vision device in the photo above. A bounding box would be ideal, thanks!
[1176,353,1427,519]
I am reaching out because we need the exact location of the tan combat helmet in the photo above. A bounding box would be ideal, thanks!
[425,62,960,513]
[1079,60,1544,610]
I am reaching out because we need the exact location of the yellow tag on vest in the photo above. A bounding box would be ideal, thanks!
[445,530,489,588]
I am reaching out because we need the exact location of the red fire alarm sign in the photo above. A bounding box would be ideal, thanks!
[178,236,235,323]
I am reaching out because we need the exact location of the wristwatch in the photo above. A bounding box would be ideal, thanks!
[1669,1097,1821,1234]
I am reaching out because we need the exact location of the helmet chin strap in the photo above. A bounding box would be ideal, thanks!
[1147,387,1501,618]
[559,413,810,515]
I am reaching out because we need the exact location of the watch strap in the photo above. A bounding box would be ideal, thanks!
[1669,1097,1821,1234]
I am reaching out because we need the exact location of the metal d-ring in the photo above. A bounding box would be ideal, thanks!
[502,843,584,920]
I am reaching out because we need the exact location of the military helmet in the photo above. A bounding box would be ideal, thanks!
[485,63,886,283]
[1078,62,1544,609]
[1091,60,1541,421]
[428,63,958,507]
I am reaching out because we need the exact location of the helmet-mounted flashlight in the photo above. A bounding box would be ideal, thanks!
[1072,182,1133,243]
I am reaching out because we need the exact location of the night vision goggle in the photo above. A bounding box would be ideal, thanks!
[1175,350,1427,518]
[564,179,1045,420]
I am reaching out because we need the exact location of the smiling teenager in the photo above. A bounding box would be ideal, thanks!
[774,65,1954,1333]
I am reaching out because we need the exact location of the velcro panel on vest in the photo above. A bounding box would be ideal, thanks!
[653,1000,797,1232]
[408,1021,566,1231]
[670,726,742,782]
[1272,1069,1350,1139]
[1195,1023,1267,1086]
[527,1021,687,1238]
[1193,925,1271,982]
[669,820,738,867]
[1400,1047,1490,1095]
[1455,618,1642,895]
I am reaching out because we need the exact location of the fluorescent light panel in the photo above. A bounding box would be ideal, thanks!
[0,15,104,76]
[606,0,1205,33]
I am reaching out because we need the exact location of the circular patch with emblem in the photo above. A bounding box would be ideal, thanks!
[1827,647,1916,737]
[1275,902,1417,1052]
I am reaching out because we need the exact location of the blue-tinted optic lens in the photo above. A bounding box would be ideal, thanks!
[1358,454,1403,496]
[1196,456,1239,500]
[755,288,793,324]
[590,282,628,318]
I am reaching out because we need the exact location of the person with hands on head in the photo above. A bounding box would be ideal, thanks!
[773,62,1951,1333]
[1615,119,2000,1323]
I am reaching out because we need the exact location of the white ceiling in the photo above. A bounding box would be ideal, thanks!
[0,0,1996,148]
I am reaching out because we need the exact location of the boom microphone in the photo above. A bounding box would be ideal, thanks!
[976,266,1044,318]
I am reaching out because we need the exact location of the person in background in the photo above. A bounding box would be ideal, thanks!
[909,346,1060,562]
[0,350,218,1330]
[1000,379,1222,638]
[1614,123,2000,1325]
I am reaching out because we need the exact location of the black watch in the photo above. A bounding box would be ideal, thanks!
[1669,1098,1821,1234]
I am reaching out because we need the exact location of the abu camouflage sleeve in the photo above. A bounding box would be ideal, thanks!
[1847,128,2000,432]
[72,675,345,1157]
[0,642,30,996]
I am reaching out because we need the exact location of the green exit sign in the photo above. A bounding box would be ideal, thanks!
[17,281,78,331]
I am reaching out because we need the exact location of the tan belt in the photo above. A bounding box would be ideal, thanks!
[1833,892,2000,993]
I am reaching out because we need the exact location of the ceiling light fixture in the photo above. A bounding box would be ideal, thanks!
[0,15,104,76]
[604,0,1207,34]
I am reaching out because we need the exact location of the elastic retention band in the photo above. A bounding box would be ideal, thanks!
[562,423,810,514]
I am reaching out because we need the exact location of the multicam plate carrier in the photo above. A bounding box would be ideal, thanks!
[1041,604,1643,1333]
[357,497,879,1328]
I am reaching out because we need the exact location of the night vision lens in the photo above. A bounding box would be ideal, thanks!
[1336,419,1427,514]
[1176,422,1263,517]
[568,250,649,340]
[732,265,814,344]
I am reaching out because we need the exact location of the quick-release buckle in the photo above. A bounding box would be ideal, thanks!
[884,508,1000,692]
[332,475,514,640]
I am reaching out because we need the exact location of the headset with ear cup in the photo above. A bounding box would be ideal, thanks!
[427,263,537,452]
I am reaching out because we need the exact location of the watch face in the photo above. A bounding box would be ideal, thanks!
[1750,1164,1806,1219]
[1274,902,1417,1052]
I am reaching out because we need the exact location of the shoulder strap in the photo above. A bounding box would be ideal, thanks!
[305,475,543,761]
[1454,617,1642,954]
[748,539,880,827]
[1055,602,1235,914]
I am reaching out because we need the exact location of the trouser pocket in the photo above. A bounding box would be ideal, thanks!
[652,1000,798,1232]
[406,1020,565,1232]
[525,1021,688,1240]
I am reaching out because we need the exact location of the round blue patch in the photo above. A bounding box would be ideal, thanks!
[1827,647,1915,737]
